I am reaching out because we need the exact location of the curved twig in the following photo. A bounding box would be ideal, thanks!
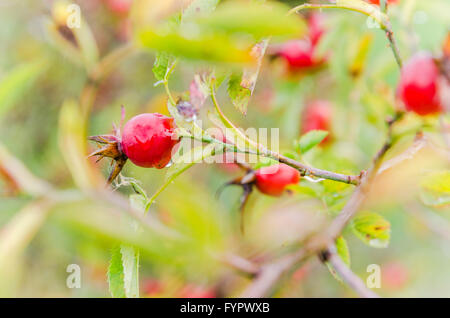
[288,2,402,68]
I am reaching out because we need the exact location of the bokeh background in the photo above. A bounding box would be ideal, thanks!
[0,0,449,297]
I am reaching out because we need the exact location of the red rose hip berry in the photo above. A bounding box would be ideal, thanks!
[121,113,179,168]
[397,53,442,116]
[277,40,320,71]
[255,164,300,197]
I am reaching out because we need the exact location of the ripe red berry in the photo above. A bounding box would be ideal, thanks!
[397,53,442,116]
[275,13,327,73]
[121,113,179,168]
[254,164,300,197]
[302,100,332,144]
[278,40,318,70]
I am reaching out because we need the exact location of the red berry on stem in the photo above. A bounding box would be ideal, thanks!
[275,13,327,73]
[121,113,179,168]
[397,53,442,116]
[278,40,318,70]
[255,164,300,197]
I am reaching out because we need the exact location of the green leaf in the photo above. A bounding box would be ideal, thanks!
[335,236,351,266]
[0,62,45,118]
[326,236,351,282]
[228,72,251,115]
[295,130,329,154]
[108,243,140,298]
[421,171,450,193]
[139,30,252,63]
[227,39,270,115]
[196,1,305,38]
[152,51,174,83]
[107,186,147,298]
[352,212,391,248]
[420,171,450,207]
[120,245,140,298]
[107,246,126,298]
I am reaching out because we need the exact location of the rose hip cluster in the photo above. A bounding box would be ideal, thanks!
[88,23,448,235]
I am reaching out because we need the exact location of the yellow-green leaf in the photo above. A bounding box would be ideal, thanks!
[421,171,450,194]
[139,30,252,63]
[352,212,391,248]
[0,62,45,118]
[107,246,126,298]
[296,130,329,154]
[326,236,351,282]
[196,1,305,38]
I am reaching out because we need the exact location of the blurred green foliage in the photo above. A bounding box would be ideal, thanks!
[0,0,449,298]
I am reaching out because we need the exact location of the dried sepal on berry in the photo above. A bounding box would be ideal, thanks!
[88,134,128,185]
[88,106,127,185]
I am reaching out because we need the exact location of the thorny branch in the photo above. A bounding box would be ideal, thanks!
[208,89,361,185]
[288,2,403,69]
[239,115,407,298]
